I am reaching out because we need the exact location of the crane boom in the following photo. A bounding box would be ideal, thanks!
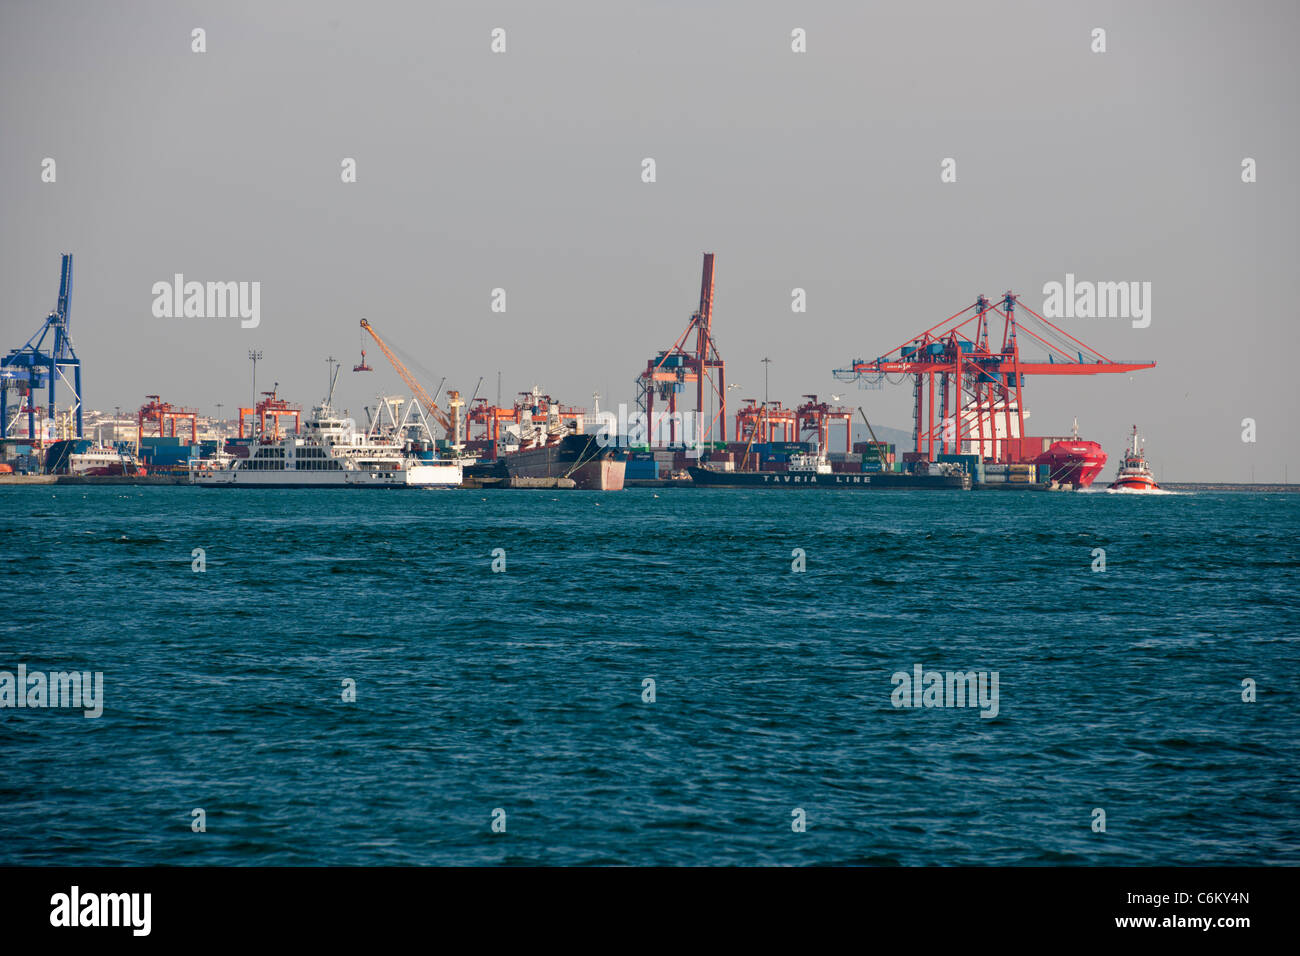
[358,318,453,433]
[856,407,888,468]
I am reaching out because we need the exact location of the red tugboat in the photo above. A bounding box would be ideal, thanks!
[1108,425,1160,492]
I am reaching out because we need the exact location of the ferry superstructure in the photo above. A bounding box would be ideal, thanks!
[191,399,462,488]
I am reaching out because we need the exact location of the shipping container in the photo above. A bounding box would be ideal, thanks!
[143,445,200,466]
[1011,437,1047,459]
[625,460,659,479]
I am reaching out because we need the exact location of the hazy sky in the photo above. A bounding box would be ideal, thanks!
[2,0,1296,480]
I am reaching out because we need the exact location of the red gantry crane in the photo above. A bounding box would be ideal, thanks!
[137,394,198,445]
[833,291,1155,464]
[734,398,797,444]
[467,397,519,455]
[237,388,301,441]
[637,253,727,446]
[795,395,853,454]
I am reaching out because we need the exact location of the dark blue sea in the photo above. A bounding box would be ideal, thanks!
[1,486,1296,865]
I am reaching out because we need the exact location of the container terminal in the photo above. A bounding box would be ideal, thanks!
[2,252,1156,490]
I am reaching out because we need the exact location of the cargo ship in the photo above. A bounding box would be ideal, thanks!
[869,460,972,489]
[1108,425,1159,492]
[43,439,145,476]
[689,452,873,487]
[1029,421,1107,489]
[689,452,970,489]
[1032,440,1107,489]
[500,433,627,490]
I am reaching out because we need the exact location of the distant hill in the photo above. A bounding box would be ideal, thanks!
[850,423,912,448]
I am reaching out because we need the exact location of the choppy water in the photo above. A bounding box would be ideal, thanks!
[1,486,1296,865]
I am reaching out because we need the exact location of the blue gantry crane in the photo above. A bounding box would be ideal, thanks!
[2,253,82,442]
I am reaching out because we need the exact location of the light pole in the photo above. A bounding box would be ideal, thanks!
[248,350,262,435]
[761,357,772,442]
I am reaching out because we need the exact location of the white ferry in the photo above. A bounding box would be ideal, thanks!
[191,399,462,488]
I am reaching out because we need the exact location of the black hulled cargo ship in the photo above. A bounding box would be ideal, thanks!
[689,453,873,488]
[500,433,627,490]
[688,467,872,488]
[688,453,970,489]
[868,469,971,489]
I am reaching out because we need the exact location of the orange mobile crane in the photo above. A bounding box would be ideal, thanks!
[358,318,454,437]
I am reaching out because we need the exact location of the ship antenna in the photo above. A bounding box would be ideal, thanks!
[326,356,340,407]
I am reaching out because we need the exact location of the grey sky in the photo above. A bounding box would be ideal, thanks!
[2,0,1296,480]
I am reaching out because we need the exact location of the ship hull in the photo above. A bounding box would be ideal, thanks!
[689,468,872,488]
[501,435,626,490]
[80,463,147,477]
[1108,476,1160,492]
[1033,440,1107,489]
[195,464,462,487]
[870,472,971,489]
